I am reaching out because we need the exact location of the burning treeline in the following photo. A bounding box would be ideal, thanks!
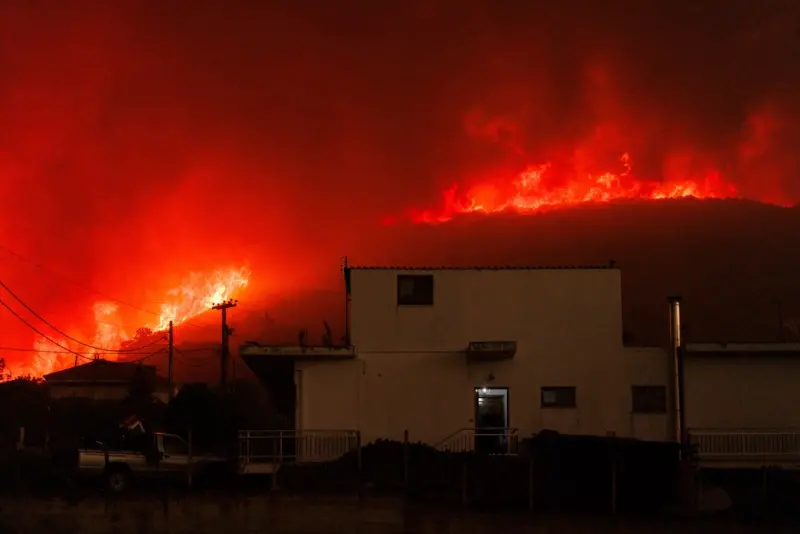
[388,103,798,224]
[11,267,250,378]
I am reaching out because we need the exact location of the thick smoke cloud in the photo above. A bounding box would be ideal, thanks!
[0,0,798,363]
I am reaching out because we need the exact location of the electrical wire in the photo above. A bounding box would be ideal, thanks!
[173,350,209,367]
[0,346,166,355]
[174,347,215,361]
[0,297,95,361]
[0,242,212,332]
[0,278,167,353]
[173,346,220,353]
[119,347,167,364]
[0,243,161,317]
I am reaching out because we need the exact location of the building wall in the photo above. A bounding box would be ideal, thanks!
[49,384,130,401]
[48,384,172,403]
[297,268,671,445]
[684,356,800,429]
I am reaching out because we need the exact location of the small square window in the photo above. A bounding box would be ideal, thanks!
[397,274,434,306]
[541,386,576,408]
[631,385,667,414]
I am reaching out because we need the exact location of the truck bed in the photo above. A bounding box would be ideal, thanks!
[78,449,152,473]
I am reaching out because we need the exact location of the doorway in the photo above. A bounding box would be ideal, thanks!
[474,387,509,454]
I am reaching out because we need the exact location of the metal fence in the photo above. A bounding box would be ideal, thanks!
[435,427,520,454]
[688,428,800,464]
[238,429,360,474]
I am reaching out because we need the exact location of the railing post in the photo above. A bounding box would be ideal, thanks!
[356,431,362,475]
[610,441,617,515]
[355,431,362,498]
[270,431,282,492]
[187,428,193,489]
[461,457,469,507]
[403,430,409,494]
[528,455,535,511]
[246,430,251,462]
[279,430,284,464]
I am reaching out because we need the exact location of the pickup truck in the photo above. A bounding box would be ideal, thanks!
[78,432,227,493]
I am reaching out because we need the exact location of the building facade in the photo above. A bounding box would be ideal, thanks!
[680,342,800,467]
[288,266,672,447]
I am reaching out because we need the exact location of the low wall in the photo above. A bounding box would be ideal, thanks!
[0,493,795,534]
[0,494,407,534]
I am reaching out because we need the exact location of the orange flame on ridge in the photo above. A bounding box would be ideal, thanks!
[408,153,744,224]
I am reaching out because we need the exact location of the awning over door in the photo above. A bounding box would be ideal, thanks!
[467,341,517,361]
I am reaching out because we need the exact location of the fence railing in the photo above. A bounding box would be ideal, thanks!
[435,427,519,454]
[688,428,800,462]
[238,429,360,466]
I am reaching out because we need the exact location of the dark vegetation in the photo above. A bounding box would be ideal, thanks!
[0,369,797,520]
[0,370,287,454]
[0,371,683,515]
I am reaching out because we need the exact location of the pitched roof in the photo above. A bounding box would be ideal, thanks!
[43,360,158,384]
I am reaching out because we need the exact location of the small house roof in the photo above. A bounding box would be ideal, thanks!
[43,359,158,384]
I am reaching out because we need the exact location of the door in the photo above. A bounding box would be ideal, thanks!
[474,387,509,454]
[159,434,190,474]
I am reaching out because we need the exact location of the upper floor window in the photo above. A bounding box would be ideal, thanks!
[541,386,576,408]
[397,274,434,306]
[631,385,667,414]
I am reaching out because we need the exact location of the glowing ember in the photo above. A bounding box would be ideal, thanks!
[408,153,743,224]
[13,266,250,379]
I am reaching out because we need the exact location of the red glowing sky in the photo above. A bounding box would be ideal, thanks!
[1,0,800,374]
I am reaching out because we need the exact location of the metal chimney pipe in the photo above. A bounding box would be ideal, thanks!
[668,296,683,444]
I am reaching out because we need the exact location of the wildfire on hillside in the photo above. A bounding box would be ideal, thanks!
[406,153,749,224]
[17,266,250,378]
[390,105,796,225]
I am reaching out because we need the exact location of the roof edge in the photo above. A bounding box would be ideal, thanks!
[346,264,619,271]
[684,342,800,353]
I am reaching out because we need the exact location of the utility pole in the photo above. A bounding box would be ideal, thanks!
[167,321,174,400]
[212,299,237,390]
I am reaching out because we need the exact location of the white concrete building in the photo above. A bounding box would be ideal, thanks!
[242,265,674,451]
[680,342,800,468]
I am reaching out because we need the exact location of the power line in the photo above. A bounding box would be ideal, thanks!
[173,346,219,353]
[0,346,165,355]
[120,348,167,364]
[0,243,161,317]
[0,297,94,361]
[0,278,167,353]
[0,242,227,333]
[173,349,209,367]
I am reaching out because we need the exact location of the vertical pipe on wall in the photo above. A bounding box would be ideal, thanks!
[343,257,352,347]
[668,296,683,444]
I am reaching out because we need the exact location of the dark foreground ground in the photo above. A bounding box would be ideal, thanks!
[0,493,797,534]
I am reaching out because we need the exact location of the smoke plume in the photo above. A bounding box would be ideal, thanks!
[1,0,799,371]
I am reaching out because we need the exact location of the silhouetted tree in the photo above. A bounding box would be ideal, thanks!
[118,366,158,426]
[119,327,158,351]
[0,376,49,444]
[0,358,9,382]
[165,380,282,452]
